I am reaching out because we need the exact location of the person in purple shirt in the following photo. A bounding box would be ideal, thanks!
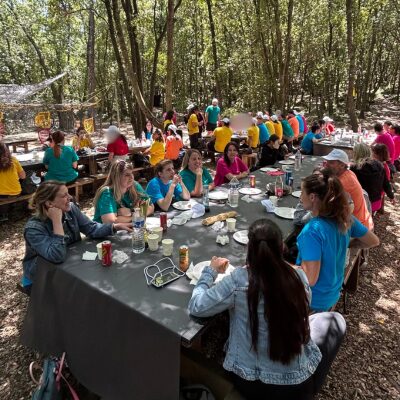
[373,122,395,163]
[300,111,308,136]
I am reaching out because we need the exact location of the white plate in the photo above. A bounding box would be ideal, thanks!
[145,217,161,229]
[239,188,262,195]
[208,191,229,201]
[233,230,249,245]
[291,191,301,198]
[274,207,296,219]
[260,167,278,172]
[187,261,235,284]
[172,200,196,210]
[278,160,295,165]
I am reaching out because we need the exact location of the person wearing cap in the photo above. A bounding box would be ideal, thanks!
[247,118,260,149]
[287,110,300,139]
[187,105,201,149]
[323,149,373,230]
[373,122,395,164]
[104,125,129,162]
[300,123,323,155]
[207,117,233,153]
[256,114,269,144]
[295,111,304,137]
[322,116,335,135]
[264,114,276,137]
[144,129,165,166]
[205,98,221,132]
[271,115,283,141]
[165,125,183,166]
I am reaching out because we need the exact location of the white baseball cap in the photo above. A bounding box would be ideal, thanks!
[322,149,349,164]
[323,116,333,122]
[270,115,278,122]
[168,124,177,133]
[222,117,230,124]
[262,114,269,121]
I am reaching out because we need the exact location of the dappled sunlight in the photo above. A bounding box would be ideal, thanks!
[357,322,372,334]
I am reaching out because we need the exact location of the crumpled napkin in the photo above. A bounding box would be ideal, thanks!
[261,199,275,213]
[216,235,229,245]
[82,251,98,261]
[191,203,205,218]
[112,249,129,264]
[172,210,193,225]
[241,195,252,203]
[212,220,225,231]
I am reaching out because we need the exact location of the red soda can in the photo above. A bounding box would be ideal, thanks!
[249,175,256,188]
[160,212,168,231]
[101,241,112,266]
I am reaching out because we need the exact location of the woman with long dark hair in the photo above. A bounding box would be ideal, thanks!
[189,219,347,399]
[43,131,79,184]
[297,169,379,312]
[214,141,248,186]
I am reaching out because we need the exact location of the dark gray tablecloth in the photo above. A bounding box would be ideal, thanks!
[313,141,354,157]
[21,156,320,400]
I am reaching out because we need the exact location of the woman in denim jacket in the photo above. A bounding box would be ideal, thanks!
[21,181,132,295]
[189,219,346,399]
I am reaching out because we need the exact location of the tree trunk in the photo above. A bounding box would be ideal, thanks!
[345,0,358,131]
[165,0,175,111]
[87,0,96,126]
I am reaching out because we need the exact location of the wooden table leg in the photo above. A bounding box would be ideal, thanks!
[24,142,29,153]
[13,144,17,153]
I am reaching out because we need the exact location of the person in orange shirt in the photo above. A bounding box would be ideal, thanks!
[165,124,183,168]
[323,149,373,230]
[287,110,300,139]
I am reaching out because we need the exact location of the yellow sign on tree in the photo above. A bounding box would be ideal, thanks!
[35,112,51,129]
[83,117,94,133]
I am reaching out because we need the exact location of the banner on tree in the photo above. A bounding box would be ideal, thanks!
[83,117,94,133]
[34,112,51,129]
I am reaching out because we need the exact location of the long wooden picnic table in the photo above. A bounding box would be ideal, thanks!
[3,132,38,153]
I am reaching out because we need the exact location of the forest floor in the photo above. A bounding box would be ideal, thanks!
[0,97,400,399]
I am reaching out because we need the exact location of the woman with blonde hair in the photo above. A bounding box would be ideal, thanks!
[179,149,214,197]
[21,180,131,294]
[43,130,79,184]
[93,160,154,223]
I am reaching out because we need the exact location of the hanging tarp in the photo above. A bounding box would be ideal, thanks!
[0,72,66,104]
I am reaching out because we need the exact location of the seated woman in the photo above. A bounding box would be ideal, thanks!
[144,129,165,166]
[350,143,394,213]
[165,125,183,168]
[189,218,346,399]
[0,142,26,221]
[179,149,214,197]
[93,160,154,223]
[297,169,379,312]
[72,126,94,151]
[214,142,249,186]
[21,181,132,294]
[255,134,286,168]
[142,120,154,141]
[146,159,190,211]
[104,125,129,162]
[207,118,233,153]
[43,131,79,184]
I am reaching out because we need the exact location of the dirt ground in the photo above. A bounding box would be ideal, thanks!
[1,98,399,399]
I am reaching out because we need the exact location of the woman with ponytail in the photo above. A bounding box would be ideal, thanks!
[43,131,79,184]
[189,219,350,399]
[297,169,379,312]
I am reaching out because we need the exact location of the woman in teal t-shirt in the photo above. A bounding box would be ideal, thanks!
[179,149,214,197]
[43,131,79,184]
[93,160,154,223]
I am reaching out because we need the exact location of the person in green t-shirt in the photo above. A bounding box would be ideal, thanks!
[93,160,154,223]
[205,98,221,132]
[179,149,214,197]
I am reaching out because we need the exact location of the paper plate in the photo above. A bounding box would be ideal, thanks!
[208,191,229,201]
[274,207,296,219]
[239,188,262,195]
[172,200,196,210]
[145,217,161,229]
[260,167,278,172]
[233,230,249,245]
[278,160,295,165]
[187,261,235,284]
[291,191,301,198]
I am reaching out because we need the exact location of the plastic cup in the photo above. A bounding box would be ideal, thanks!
[96,243,103,259]
[162,239,174,257]
[147,234,159,251]
[269,196,278,206]
[226,218,236,232]
[151,226,163,243]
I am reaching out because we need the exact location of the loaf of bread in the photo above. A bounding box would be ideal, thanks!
[202,211,238,226]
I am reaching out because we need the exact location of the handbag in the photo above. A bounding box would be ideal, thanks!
[30,353,79,400]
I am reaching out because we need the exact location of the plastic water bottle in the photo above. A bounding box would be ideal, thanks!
[295,149,301,171]
[203,184,210,212]
[275,176,284,198]
[132,208,145,254]
[228,177,240,208]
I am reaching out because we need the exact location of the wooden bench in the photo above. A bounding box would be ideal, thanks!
[67,177,95,203]
[0,193,33,206]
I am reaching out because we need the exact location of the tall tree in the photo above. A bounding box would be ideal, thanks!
[165,0,175,111]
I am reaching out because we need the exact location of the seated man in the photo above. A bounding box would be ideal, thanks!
[301,123,323,155]
[207,117,233,153]
[146,159,190,211]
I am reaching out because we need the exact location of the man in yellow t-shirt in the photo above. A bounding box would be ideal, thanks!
[247,118,260,149]
[187,105,200,149]
[265,115,275,137]
[207,117,233,153]
[271,115,283,140]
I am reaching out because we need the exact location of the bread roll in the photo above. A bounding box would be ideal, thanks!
[202,211,238,226]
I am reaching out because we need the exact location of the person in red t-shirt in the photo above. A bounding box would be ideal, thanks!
[104,125,129,162]
[323,116,335,135]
